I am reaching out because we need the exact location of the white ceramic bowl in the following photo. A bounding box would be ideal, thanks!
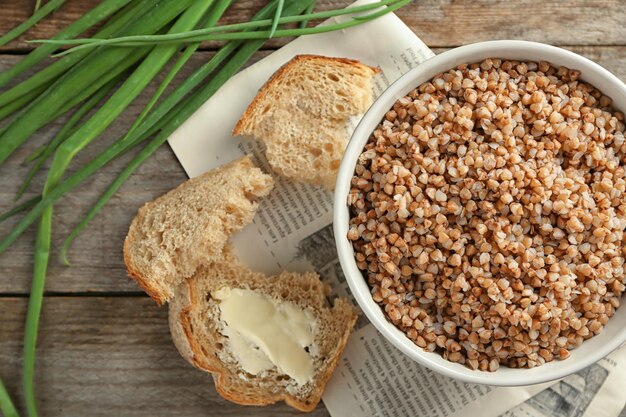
[334,40,626,386]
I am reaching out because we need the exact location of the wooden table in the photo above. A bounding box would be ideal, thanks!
[1,1,625,416]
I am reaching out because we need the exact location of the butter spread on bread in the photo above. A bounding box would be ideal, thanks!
[213,287,316,385]
[168,251,356,412]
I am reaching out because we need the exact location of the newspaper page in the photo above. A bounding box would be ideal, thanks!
[167,2,626,417]
[501,347,626,417]
[322,321,555,417]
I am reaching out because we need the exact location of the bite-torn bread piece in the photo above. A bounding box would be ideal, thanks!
[169,248,357,412]
[233,55,380,190]
[124,156,273,305]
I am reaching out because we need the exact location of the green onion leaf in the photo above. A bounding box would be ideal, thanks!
[0,0,65,48]
[269,0,284,38]
[0,0,152,110]
[16,76,121,201]
[34,0,402,53]
[299,0,316,29]
[0,378,19,417]
[0,196,41,223]
[0,0,134,88]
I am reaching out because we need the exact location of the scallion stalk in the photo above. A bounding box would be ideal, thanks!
[16,76,122,201]
[120,0,233,145]
[0,0,196,166]
[23,209,51,417]
[0,0,134,88]
[269,0,285,38]
[299,1,317,29]
[0,0,152,110]
[0,196,41,223]
[0,84,49,122]
[23,77,120,164]
[0,0,66,48]
[0,378,19,417]
[39,0,401,54]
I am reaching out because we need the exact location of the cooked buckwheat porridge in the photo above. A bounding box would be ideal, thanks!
[347,59,626,371]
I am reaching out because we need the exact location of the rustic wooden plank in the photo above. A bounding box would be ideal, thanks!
[0,0,625,53]
[0,296,331,416]
[1,46,626,294]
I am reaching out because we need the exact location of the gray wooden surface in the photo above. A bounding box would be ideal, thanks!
[0,1,625,416]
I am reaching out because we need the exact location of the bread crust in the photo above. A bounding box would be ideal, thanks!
[170,264,357,412]
[233,54,380,136]
[124,222,168,305]
[123,156,273,305]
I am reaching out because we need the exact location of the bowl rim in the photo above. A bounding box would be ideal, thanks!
[333,40,626,386]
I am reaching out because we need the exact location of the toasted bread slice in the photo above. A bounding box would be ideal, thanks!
[124,156,273,304]
[233,55,379,190]
[169,248,357,412]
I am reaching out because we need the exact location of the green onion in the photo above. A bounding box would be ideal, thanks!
[36,0,401,53]
[0,0,195,166]
[269,0,284,38]
[0,0,134,88]
[43,0,204,190]
[0,196,41,223]
[0,83,49,122]
[23,209,51,417]
[299,1,316,29]
[0,0,66,48]
[0,45,150,166]
[16,77,122,201]
[0,378,19,417]
[34,0,43,13]
[120,0,233,144]
[23,76,119,164]
[80,1,409,47]
[0,0,152,109]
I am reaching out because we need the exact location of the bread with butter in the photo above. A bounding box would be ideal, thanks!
[124,155,357,411]
[233,55,380,190]
[169,248,357,412]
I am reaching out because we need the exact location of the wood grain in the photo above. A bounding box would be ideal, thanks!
[0,296,330,417]
[0,0,625,52]
[1,46,626,294]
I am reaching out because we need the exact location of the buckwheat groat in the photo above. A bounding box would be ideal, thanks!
[348,59,626,371]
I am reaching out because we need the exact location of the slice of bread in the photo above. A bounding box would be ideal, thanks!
[124,156,273,305]
[124,154,358,411]
[169,248,357,412]
[233,55,380,190]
